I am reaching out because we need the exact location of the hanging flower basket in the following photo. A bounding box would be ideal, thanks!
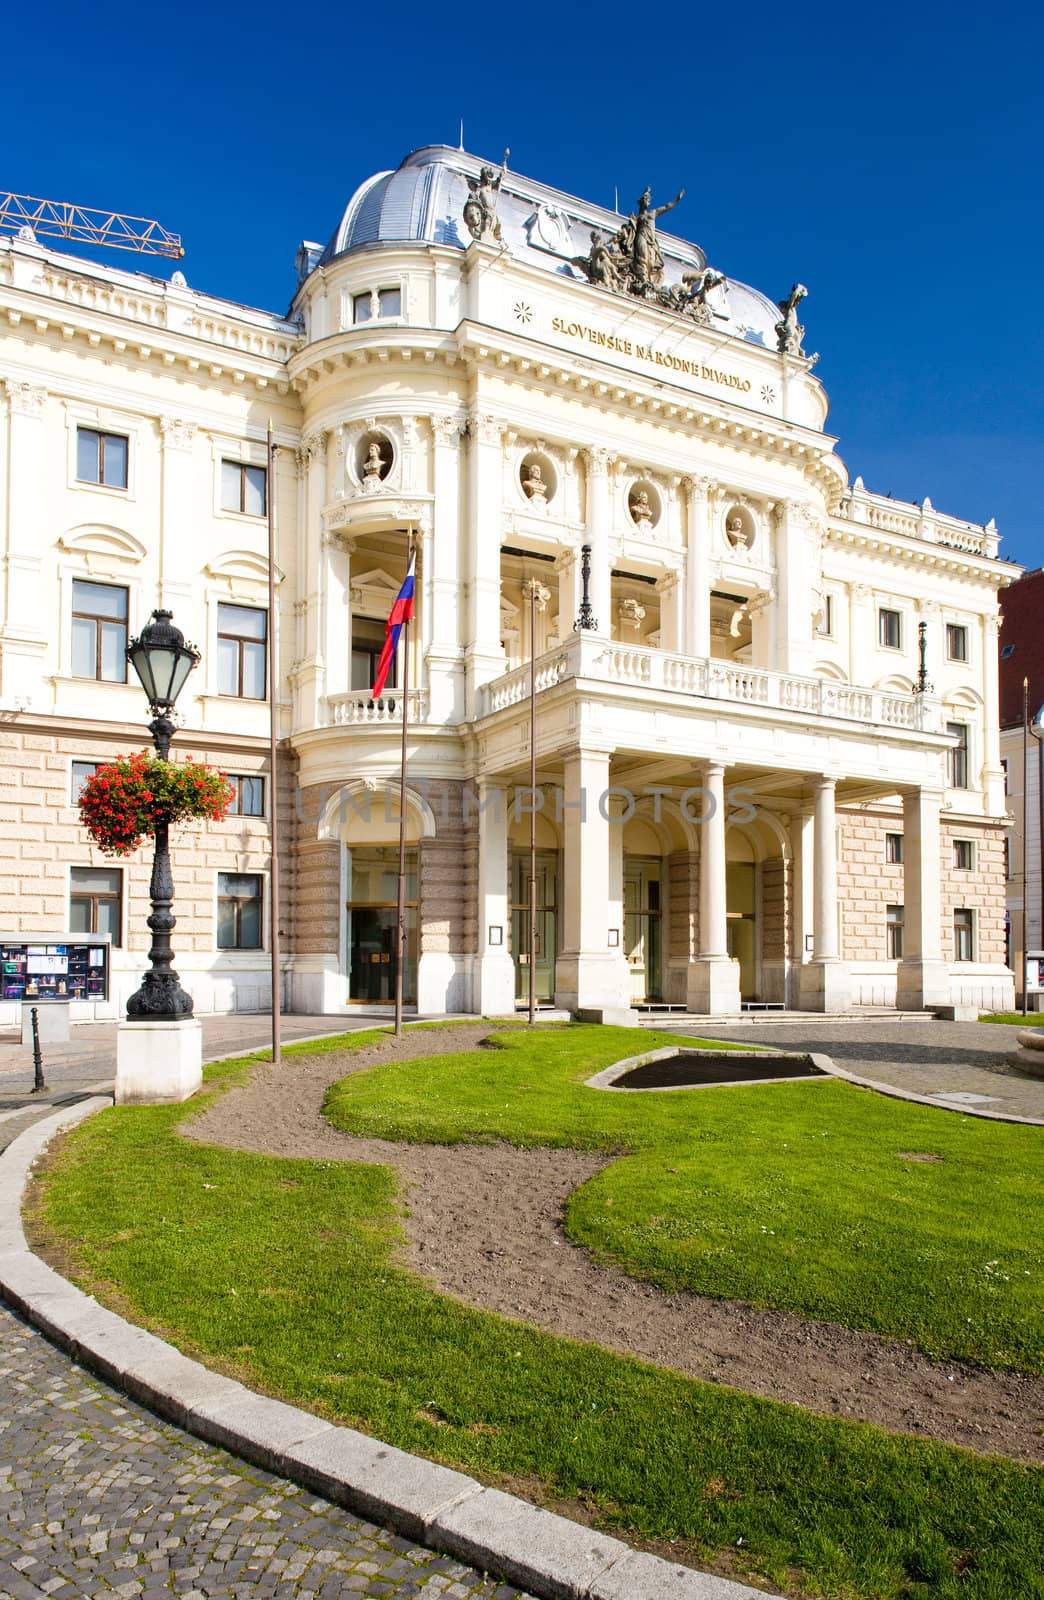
[79,752,234,857]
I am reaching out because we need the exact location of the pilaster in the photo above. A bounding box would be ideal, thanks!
[464,410,507,718]
[684,475,713,658]
[799,776,851,1010]
[897,786,951,1009]
[583,448,611,633]
[554,747,633,1017]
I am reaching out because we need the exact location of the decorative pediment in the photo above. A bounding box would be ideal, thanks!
[350,567,402,615]
[58,524,147,564]
[204,549,284,585]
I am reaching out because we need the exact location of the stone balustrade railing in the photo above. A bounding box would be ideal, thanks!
[328,688,429,726]
[480,635,942,733]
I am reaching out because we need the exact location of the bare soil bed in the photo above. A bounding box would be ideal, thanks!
[187,1024,1044,1463]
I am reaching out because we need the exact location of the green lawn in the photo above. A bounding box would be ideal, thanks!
[979,1011,1044,1025]
[30,1028,1044,1600]
[325,1026,1042,1372]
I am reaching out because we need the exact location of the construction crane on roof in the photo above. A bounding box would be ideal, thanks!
[0,191,183,259]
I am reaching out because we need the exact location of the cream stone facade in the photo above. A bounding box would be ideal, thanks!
[0,146,1017,1021]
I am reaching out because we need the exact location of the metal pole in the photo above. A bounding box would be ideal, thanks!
[1022,678,1029,1017]
[29,1007,46,1094]
[394,537,413,1038]
[267,423,282,1066]
[529,580,537,1026]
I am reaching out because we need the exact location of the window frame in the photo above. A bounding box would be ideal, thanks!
[878,607,902,650]
[75,426,129,490]
[216,603,268,700]
[953,907,975,963]
[69,865,123,948]
[946,622,969,662]
[886,904,904,960]
[952,838,975,871]
[227,774,266,818]
[815,594,835,638]
[220,458,267,518]
[71,579,129,683]
[352,285,404,325]
[885,831,904,865]
[216,871,264,950]
[946,721,970,789]
[70,760,101,803]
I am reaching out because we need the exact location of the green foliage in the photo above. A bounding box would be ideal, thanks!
[32,1027,1044,1600]
[325,1028,1043,1372]
[79,751,233,856]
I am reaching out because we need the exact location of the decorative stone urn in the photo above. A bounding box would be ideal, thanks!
[1007,1029,1044,1078]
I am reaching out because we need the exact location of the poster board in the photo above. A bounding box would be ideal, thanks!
[1,940,110,1002]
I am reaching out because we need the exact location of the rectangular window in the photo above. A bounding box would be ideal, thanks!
[946,623,968,662]
[217,872,263,949]
[953,908,975,962]
[220,459,267,517]
[953,839,975,870]
[69,866,122,947]
[886,905,904,960]
[76,427,128,489]
[816,595,834,637]
[71,760,100,802]
[71,580,128,682]
[353,291,373,324]
[885,832,904,864]
[878,608,902,649]
[228,775,265,817]
[377,286,401,317]
[351,618,395,692]
[946,722,970,789]
[217,604,267,699]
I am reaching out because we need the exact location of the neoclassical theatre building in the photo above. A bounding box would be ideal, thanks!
[0,146,1016,1021]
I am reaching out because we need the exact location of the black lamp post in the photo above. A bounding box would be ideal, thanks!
[125,609,200,1022]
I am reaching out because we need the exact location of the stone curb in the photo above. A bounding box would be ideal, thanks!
[0,1096,778,1600]
[810,1054,1044,1125]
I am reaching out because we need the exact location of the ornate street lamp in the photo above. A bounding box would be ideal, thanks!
[125,609,200,1021]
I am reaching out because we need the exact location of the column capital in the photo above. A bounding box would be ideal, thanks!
[158,416,197,451]
[3,379,46,418]
[467,410,504,447]
[584,445,611,477]
[429,413,465,447]
[683,474,715,499]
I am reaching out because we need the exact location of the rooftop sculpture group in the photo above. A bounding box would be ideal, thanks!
[462,163,809,354]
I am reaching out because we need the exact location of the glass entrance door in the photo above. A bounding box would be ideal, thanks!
[511,850,558,1003]
[346,846,417,1004]
[624,857,662,1003]
[726,861,757,1000]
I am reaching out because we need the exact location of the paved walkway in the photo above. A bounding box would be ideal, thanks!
[676,1016,1044,1122]
[0,1301,530,1600]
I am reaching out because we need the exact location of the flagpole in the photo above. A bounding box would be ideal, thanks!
[394,534,414,1037]
[267,422,282,1066]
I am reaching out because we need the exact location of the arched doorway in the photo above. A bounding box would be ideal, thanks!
[622,816,665,1004]
[508,809,560,1004]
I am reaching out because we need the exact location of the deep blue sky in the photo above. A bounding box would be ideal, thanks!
[8,0,1041,570]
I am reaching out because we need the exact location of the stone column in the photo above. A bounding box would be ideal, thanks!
[686,762,741,1013]
[324,534,352,699]
[684,475,713,658]
[980,614,1006,815]
[295,430,328,726]
[427,415,464,722]
[471,782,515,1015]
[0,382,47,701]
[656,571,682,653]
[773,500,817,675]
[583,448,611,633]
[158,417,197,610]
[799,777,852,1010]
[554,748,633,1019]
[464,411,506,717]
[848,583,874,685]
[897,786,951,1009]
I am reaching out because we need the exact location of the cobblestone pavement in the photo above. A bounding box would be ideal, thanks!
[0,1301,533,1600]
[683,1017,1044,1121]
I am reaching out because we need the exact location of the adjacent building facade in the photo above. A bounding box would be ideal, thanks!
[999,567,1044,1006]
[0,146,1017,1021]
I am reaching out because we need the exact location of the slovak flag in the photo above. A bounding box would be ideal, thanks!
[371,553,416,699]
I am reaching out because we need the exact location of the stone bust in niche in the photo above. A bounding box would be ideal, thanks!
[629,488,654,529]
[521,461,549,509]
[726,513,751,550]
[361,440,390,494]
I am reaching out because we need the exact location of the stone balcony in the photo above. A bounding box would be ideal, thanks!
[479,633,944,736]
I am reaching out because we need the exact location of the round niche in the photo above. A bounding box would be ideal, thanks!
[356,430,394,492]
[627,479,661,533]
[724,503,756,552]
[519,450,556,511]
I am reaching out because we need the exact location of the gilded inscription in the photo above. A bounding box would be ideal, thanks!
[550,315,752,395]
